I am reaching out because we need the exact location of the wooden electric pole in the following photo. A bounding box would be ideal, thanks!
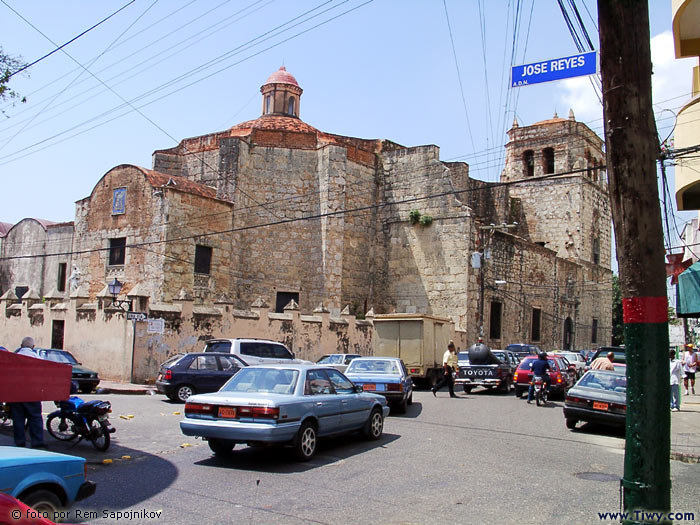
[598,1,670,522]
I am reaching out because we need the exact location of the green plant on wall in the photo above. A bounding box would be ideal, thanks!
[409,209,421,224]
[409,209,433,227]
[419,215,433,226]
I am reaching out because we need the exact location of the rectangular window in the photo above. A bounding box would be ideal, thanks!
[531,307,541,342]
[489,301,502,340]
[592,318,598,344]
[194,245,212,275]
[108,237,126,266]
[57,263,67,292]
[275,291,299,313]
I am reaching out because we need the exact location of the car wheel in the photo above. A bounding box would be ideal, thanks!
[294,421,317,461]
[566,418,578,430]
[22,489,62,516]
[407,392,413,406]
[500,376,512,394]
[363,407,384,441]
[208,438,235,456]
[176,384,195,403]
[463,385,472,394]
[79,386,93,394]
[515,388,523,398]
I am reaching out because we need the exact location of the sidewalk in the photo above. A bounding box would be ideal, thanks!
[96,380,156,395]
[671,394,700,463]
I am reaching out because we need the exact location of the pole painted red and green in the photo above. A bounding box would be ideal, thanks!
[598,1,671,523]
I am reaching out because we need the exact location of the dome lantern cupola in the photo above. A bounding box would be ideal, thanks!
[260,66,303,118]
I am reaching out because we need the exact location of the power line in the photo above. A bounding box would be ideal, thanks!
[0,0,137,80]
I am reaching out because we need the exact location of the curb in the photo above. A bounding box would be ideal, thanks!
[670,452,700,464]
[96,387,156,396]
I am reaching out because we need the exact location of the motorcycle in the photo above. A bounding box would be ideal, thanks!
[45,394,115,451]
[532,376,548,406]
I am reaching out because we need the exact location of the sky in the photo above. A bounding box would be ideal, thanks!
[0,0,696,261]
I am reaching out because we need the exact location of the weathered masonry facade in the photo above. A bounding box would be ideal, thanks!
[0,68,612,380]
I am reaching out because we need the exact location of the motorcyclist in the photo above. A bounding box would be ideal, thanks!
[527,352,551,404]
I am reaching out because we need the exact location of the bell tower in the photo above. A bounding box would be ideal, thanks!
[260,66,303,118]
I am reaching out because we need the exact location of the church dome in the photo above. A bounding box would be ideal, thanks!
[264,66,300,87]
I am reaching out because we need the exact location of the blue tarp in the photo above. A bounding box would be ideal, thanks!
[677,262,700,317]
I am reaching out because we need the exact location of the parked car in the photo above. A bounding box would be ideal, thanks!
[0,446,96,515]
[505,344,541,359]
[203,338,309,366]
[513,355,569,399]
[180,364,389,461]
[344,357,413,413]
[156,353,248,402]
[564,370,627,430]
[35,349,100,393]
[316,353,361,373]
[552,351,587,378]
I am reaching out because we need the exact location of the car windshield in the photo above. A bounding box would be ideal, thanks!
[204,341,232,353]
[317,355,342,364]
[220,368,299,394]
[492,351,507,362]
[578,371,627,393]
[39,349,78,364]
[518,358,556,370]
[346,359,399,375]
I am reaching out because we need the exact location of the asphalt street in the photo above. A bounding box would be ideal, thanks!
[1,390,697,525]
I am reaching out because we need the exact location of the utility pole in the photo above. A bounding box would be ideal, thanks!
[598,2,670,523]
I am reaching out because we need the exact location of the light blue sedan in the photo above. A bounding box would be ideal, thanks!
[180,364,389,461]
[344,357,413,414]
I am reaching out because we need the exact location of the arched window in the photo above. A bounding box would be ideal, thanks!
[265,95,272,114]
[523,150,534,177]
[287,97,295,116]
[543,147,555,174]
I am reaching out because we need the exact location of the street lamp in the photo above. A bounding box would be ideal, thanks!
[108,278,132,312]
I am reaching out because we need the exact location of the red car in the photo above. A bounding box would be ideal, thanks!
[513,355,570,399]
[0,492,78,525]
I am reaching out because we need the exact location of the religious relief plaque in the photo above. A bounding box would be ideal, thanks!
[112,187,126,215]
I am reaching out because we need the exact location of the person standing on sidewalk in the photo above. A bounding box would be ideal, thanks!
[670,349,683,411]
[10,336,48,448]
[432,341,458,398]
[683,344,698,396]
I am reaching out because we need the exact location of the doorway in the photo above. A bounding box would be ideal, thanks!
[51,320,65,349]
[563,317,573,350]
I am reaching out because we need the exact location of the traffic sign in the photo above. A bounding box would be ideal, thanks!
[126,311,147,322]
[511,51,597,87]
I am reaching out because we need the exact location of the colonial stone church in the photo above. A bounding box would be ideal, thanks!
[0,67,612,350]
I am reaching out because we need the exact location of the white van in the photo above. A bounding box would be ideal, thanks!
[203,338,309,366]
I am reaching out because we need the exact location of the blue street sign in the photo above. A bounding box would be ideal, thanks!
[511,51,597,87]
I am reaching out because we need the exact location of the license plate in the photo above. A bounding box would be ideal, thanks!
[363,384,375,391]
[593,401,609,411]
[218,407,237,419]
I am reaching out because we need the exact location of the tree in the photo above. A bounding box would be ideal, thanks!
[0,47,27,106]
[611,274,624,346]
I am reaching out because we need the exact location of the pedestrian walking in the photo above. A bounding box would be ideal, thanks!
[670,349,683,411]
[432,341,458,398]
[10,336,48,448]
[683,344,698,396]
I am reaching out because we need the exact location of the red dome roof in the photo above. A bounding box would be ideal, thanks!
[264,66,299,87]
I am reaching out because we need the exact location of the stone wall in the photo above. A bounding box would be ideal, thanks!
[379,145,475,330]
[482,231,612,350]
[0,219,74,298]
[0,295,375,384]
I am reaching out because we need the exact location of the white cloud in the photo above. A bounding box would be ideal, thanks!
[556,31,696,135]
